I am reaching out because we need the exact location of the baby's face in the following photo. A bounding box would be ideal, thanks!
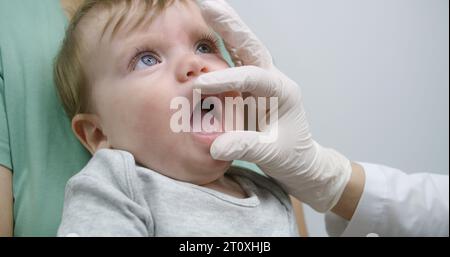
[79,1,242,184]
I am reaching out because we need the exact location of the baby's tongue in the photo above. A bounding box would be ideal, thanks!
[191,108,222,133]
[202,111,223,133]
[199,109,222,133]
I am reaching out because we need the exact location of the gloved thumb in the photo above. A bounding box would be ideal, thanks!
[210,131,277,163]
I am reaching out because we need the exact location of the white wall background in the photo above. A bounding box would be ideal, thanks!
[227,0,449,236]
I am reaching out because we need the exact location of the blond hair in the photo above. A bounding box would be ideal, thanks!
[54,0,176,119]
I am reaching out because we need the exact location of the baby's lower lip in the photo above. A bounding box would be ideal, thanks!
[191,131,223,146]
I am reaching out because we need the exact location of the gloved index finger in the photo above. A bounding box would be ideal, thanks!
[198,0,273,69]
[193,66,282,98]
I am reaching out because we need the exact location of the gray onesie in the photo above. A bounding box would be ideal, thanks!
[57,149,299,236]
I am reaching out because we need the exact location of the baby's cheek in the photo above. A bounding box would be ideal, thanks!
[132,99,172,134]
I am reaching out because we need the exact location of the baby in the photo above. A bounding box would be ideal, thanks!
[55,0,299,236]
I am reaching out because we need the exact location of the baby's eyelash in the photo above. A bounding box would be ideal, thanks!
[198,32,220,52]
[127,33,220,71]
[129,47,159,71]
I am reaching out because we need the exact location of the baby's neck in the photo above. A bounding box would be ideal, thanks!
[202,175,248,199]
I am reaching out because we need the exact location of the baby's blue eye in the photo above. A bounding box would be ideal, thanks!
[196,43,214,54]
[135,54,160,70]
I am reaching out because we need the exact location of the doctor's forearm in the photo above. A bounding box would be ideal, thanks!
[331,163,366,220]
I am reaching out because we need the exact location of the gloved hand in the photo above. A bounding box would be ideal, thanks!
[195,0,353,212]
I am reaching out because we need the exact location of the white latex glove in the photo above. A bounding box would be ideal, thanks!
[195,0,353,212]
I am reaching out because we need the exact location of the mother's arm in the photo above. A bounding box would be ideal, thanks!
[0,165,13,237]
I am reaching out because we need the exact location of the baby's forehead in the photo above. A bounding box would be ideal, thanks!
[80,0,206,43]
[78,1,169,44]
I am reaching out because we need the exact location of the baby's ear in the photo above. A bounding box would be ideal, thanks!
[72,114,110,155]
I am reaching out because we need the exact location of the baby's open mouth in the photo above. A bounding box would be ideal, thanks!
[190,95,224,134]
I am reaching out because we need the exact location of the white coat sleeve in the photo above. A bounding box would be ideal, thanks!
[325,162,449,237]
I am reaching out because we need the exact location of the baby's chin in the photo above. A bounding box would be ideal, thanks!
[198,158,231,177]
[180,156,232,185]
[145,146,232,185]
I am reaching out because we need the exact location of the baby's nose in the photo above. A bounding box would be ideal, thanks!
[176,56,209,83]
